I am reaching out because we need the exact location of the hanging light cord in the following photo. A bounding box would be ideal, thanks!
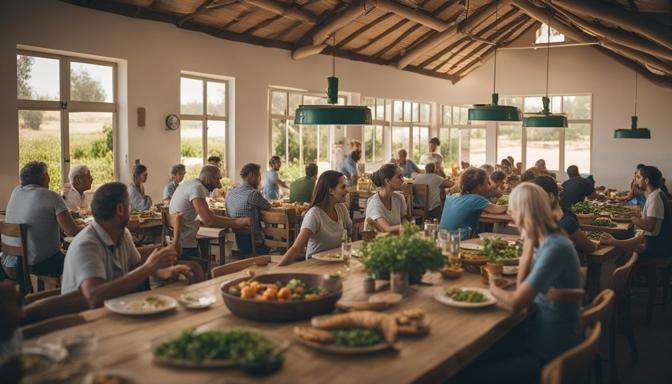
[492,2,498,94]
[332,34,336,77]
[545,12,550,98]
[634,71,638,116]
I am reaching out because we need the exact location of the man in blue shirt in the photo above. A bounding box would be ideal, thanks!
[262,156,288,201]
[339,150,361,187]
[396,149,420,178]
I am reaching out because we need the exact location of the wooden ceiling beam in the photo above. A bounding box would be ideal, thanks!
[373,23,422,58]
[601,41,672,76]
[241,0,317,24]
[243,14,283,35]
[374,0,452,31]
[549,0,672,51]
[178,0,217,26]
[396,0,509,69]
[510,0,594,43]
[354,18,409,52]
[335,12,396,49]
[595,46,672,89]
[311,1,374,45]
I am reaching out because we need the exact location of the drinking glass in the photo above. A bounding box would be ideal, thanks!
[341,242,352,274]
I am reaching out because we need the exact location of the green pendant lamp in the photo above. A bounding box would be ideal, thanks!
[614,72,651,139]
[524,18,567,128]
[295,36,371,125]
[468,2,522,123]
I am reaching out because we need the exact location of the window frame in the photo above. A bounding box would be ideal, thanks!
[391,99,431,163]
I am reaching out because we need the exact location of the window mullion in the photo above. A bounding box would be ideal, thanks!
[60,57,70,186]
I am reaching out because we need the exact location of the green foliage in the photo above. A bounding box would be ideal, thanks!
[17,55,34,99]
[18,110,43,130]
[360,223,444,281]
[70,70,106,102]
[181,139,202,158]
[19,134,62,191]
[278,162,305,182]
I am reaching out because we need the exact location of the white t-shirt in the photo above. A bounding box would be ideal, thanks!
[365,192,407,230]
[643,189,665,236]
[63,187,85,212]
[301,204,352,259]
[169,179,208,248]
[413,173,444,210]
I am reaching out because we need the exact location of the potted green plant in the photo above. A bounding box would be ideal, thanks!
[360,223,444,293]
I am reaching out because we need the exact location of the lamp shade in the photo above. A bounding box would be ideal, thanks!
[469,93,522,122]
[613,115,651,139]
[294,105,372,125]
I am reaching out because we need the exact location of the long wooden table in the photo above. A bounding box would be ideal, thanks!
[29,242,524,384]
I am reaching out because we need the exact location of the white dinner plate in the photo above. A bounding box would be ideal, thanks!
[312,252,345,263]
[178,292,217,309]
[105,293,177,316]
[434,287,497,308]
[460,242,484,251]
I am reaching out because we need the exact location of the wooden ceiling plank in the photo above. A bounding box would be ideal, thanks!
[243,14,284,34]
[374,0,452,31]
[241,0,317,24]
[335,12,396,49]
[373,23,422,58]
[271,19,303,39]
[178,0,218,26]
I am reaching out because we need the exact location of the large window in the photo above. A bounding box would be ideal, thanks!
[269,89,343,180]
[497,94,592,173]
[392,100,430,163]
[362,97,387,169]
[180,75,228,179]
[439,105,484,167]
[17,51,116,191]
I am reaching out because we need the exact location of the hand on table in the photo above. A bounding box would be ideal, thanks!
[155,264,194,282]
[145,246,178,272]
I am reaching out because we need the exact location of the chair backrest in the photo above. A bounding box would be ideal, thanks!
[612,252,638,295]
[541,322,602,384]
[581,289,615,329]
[211,255,272,278]
[398,184,414,219]
[260,210,291,249]
[161,206,182,250]
[21,314,86,339]
[0,222,31,295]
[412,184,429,222]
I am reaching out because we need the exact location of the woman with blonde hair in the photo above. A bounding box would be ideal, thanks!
[454,182,581,383]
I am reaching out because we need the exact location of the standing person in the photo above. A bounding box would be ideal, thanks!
[262,156,288,201]
[560,165,597,210]
[279,171,352,265]
[396,149,421,178]
[128,164,152,211]
[170,165,249,263]
[162,164,186,204]
[289,163,318,204]
[414,163,452,219]
[439,167,507,236]
[420,137,445,177]
[339,150,361,187]
[63,164,93,213]
[364,164,408,234]
[456,182,581,383]
[61,182,196,301]
[1,162,80,279]
[226,163,272,254]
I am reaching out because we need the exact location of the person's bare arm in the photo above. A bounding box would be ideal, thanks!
[516,239,534,287]
[278,179,289,189]
[279,228,313,266]
[490,280,537,313]
[56,211,81,237]
[374,217,402,234]
[632,215,658,233]
[600,231,645,252]
[483,203,507,214]
[570,230,598,254]
[192,198,250,229]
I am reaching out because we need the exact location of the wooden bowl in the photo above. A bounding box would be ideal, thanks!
[440,267,464,279]
[220,273,342,322]
[576,213,596,225]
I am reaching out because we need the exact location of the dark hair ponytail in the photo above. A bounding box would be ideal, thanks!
[133,164,147,183]
[371,164,398,188]
[311,170,344,208]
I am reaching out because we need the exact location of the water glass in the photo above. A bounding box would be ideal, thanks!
[341,242,352,270]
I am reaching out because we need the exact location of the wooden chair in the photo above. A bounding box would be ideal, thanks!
[160,206,181,251]
[398,184,414,221]
[580,289,615,384]
[21,314,86,339]
[541,322,602,384]
[231,226,256,259]
[24,288,61,305]
[0,222,31,294]
[634,257,672,324]
[211,255,271,278]
[412,183,430,224]
[611,251,639,376]
[260,210,291,252]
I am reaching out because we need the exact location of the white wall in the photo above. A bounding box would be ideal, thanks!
[1,0,671,206]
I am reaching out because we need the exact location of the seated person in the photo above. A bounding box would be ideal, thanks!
[396,149,420,178]
[486,170,507,199]
[560,165,597,210]
[620,163,646,208]
[1,162,80,278]
[171,165,249,262]
[364,164,407,234]
[128,163,152,211]
[289,163,318,204]
[225,163,271,254]
[456,182,581,383]
[439,167,507,236]
[60,182,195,307]
[339,149,361,187]
[521,169,537,182]
[601,165,671,260]
[499,158,513,175]
[279,171,352,266]
[263,156,288,201]
[162,164,186,204]
[207,155,222,169]
[480,164,494,177]
[414,163,452,219]
[63,164,93,213]
[534,176,596,254]
[534,159,556,179]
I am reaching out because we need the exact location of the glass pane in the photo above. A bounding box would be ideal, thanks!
[420,103,430,123]
[452,106,461,125]
[563,95,591,119]
[501,96,523,109]
[497,123,522,164]
[69,112,114,187]
[412,127,429,163]
[524,96,543,113]
[302,125,317,163]
[289,93,302,115]
[17,55,60,101]
[287,121,300,163]
[207,120,226,172]
[70,62,113,103]
[411,102,419,122]
[318,126,330,162]
[442,105,452,126]
[374,125,383,162]
[304,95,326,105]
[181,78,203,115]
[363,97,374,107]
[403,101,412,123]
[271,91,287,115]
[526,127,560,171]
[271,118,286,161]
[392,126,409,155]
[566,123,591,173]
[460,128,486,167]
[181,120,203,180]
[206,81,226,117]
[364,126,374,163]
[18,110,62,191]
[376,98,385,121]
[393,100,403,122]
[337,97,346,106]
[459,107,468,125]
[551,96,562,113]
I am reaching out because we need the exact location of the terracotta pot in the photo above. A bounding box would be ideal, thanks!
[390,271,409,295]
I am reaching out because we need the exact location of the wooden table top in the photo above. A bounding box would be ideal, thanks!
[29,242,523,384]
